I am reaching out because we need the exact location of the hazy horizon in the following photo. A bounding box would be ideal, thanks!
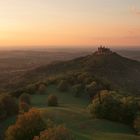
[0,46,140,51]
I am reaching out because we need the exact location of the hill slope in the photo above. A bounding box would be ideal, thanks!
[13,50,140,94]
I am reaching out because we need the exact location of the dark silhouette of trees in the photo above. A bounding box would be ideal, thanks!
[19,93,31,105]
[57,80,69,92]
[134,113,140,135]
[0,93,18,120]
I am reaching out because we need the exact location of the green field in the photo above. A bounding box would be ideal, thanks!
[1,85,140,140]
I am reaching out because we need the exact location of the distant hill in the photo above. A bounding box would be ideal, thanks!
[0,50,88,91]
[117,50,140,61]
[19,47,140,95]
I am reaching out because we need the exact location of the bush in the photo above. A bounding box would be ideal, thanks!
[33,125,74,140]
[0,93,18,118]
[5,109,46,140]
[57,80,69,92]
[19,93,31,105]
[47,95,58,106]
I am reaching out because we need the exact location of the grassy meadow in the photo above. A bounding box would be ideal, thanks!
[1,85,140,140]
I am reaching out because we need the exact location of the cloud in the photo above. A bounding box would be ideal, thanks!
[131,6,140,15]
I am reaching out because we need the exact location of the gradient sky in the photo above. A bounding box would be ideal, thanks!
[0,0,140,48]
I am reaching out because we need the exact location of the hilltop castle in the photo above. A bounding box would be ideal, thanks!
[95,46,113,55]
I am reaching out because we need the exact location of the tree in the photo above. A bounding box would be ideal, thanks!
[88,93,139,124]
[47,95,58,106]
[0,103,7,120]
[19,93,31,105]
[33,125,74,140]
[25,84,38,95]
[88,94,122,122]
[5,109,46,140]
[0,93,18,117]
[19,102,30,114]
[72,84,83,97]
[85,81,98,99]
[77,72,93,85]
[57,80,69,92]
[38,84,47,94]
[121,97,139,124]
[134,113,140,135]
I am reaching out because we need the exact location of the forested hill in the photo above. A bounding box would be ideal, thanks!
[14,48,140,95]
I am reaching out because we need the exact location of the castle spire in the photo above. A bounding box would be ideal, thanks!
[95,46,113,55]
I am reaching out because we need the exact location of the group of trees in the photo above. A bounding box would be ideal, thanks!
[33,125,74,140]
[55,72,105,100]
[19,93,31,113]
[5,109,46,140]
[10,72,107,101]
[0,94,18,120]
[11,82,47,98]
[88,90,139,125]
[5,109,74,140]
[134,113,140,135]
[0,92,32,122]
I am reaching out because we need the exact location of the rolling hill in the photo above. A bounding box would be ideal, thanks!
[1,48,140,140]
[19,48,140,95]
[1,85,140,140]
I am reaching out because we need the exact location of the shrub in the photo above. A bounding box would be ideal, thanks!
[57,80,69,92]
[0,93,18,118]
[19,93,31,105]
[47,95,58,106]
[33,125,74,140]
[5,109,46,140]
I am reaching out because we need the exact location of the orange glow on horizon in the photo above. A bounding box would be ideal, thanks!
[0,0,140,48]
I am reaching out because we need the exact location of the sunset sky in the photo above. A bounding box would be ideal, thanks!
[0,0,140,49]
